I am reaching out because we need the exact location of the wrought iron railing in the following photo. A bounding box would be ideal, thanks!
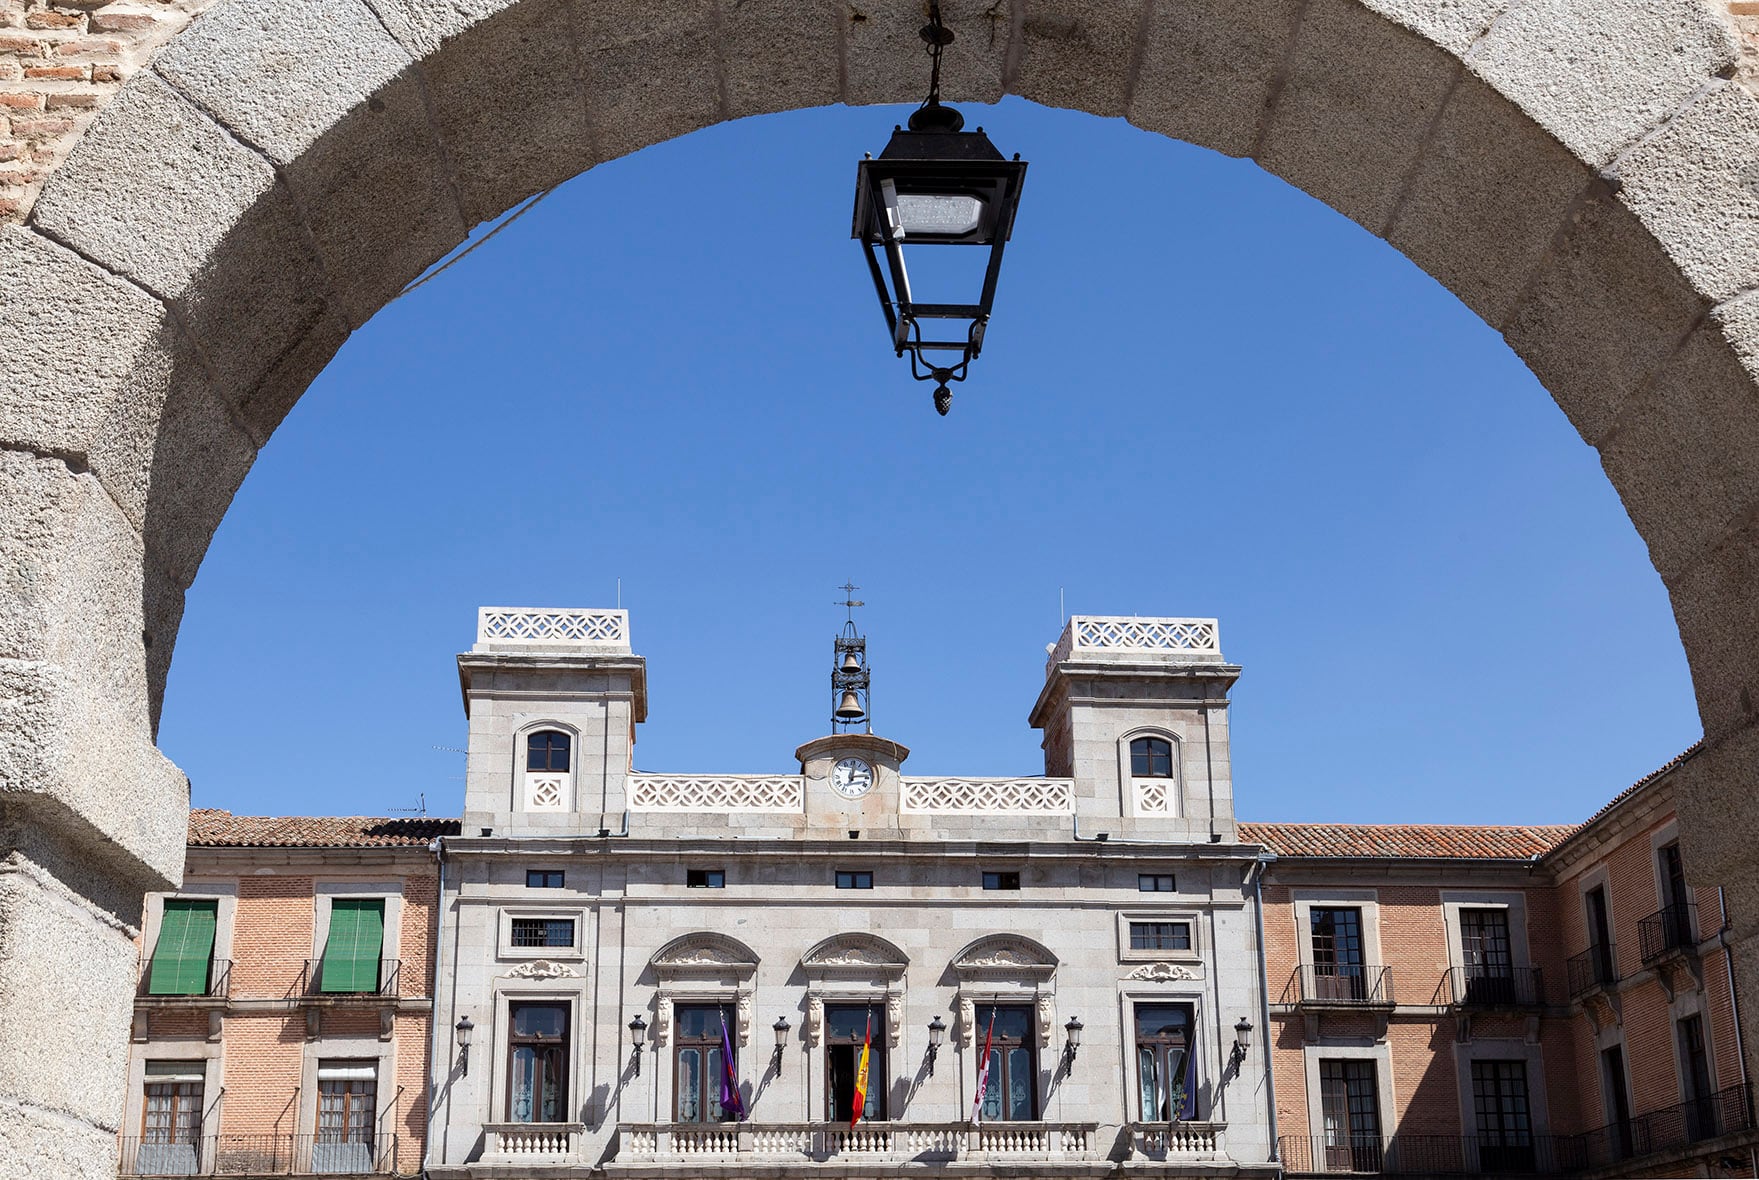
[1638,903,1699,964]
[136,958,232,999]
[1445,966,1545,1008]
[117,1133,399,1175]
[1279,1132,1578,1174]
[299,958,401,997]
[1288,964,1395,1005]
[1565,942,1618,997]
[1573,1083,1752,1168]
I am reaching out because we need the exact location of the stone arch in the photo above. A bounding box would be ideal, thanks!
[651,932,761,978]
[6,0,1759,1168]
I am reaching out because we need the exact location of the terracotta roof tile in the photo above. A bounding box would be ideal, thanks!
[1238,821,1574,860]
[187,809,460,848]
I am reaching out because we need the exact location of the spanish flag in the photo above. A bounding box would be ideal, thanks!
[849,1009,873,1128]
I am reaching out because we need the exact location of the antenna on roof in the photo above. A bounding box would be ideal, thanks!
[389,792,429,819]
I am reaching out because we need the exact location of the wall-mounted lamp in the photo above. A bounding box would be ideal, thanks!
[1231,1017,1253,1068]
[628,1013,648,1076]
[454,1015,474,1076]
[772,1016,791,1071]
[926,1015,947,1075]
[1062,1016,1084,1069]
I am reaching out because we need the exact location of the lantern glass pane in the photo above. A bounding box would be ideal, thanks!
[897,193,983,236]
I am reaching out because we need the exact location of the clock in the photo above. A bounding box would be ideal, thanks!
[831,757,875,798]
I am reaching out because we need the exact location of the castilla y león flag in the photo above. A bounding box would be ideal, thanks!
[850,1010,873,1128]
[969,1008,998,1124]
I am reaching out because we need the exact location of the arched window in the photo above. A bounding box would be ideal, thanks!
[1130,737,1173,778]
[527,731,571,773]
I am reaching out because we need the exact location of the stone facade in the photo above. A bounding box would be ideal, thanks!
[428,610,1278,1176]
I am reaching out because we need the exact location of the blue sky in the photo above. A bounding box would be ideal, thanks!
[156,99,1701,827]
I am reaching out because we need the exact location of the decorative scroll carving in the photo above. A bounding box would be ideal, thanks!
[629,775,804,813]
[801,934,909,981]
[806,997,824,1047]
[959,997,975,1049]
[952,936,1058,982]
[656,996,673,1047]
[738,991,753,1048]
[506,959,580,979]
[1126,962,1201,982]
[901,778,1074,815]
[887,993,904,1048]
[1036,994,1054,1049]
[651,934,759,983]
[478,607,629,645]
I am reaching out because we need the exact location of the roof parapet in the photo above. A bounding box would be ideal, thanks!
[1045,615,1222,676]
[474,607,631,653]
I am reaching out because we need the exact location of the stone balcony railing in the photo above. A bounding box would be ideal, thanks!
[613,1121,1103,1164]
[1046,615,1223,674]
[482,1122,586,1159]
[1128,1122,1229,1160]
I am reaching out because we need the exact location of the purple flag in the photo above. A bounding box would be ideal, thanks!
[719,1011,747,1121]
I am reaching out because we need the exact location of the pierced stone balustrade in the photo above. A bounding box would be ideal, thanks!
[628,775,805,812]
[900,777,1074,814]
[1046,615,1223,674]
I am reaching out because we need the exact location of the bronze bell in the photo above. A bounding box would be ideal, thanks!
[835,690,865,720]
[840,652,862,674]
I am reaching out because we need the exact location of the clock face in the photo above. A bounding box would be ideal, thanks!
[831,757,875,798]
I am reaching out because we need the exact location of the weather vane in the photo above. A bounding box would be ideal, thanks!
[836,581,865,622]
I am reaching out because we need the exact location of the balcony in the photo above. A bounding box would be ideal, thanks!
[1127,1122,1228,1160]
[1279,1132,1577,1175]
[1288,964,1395,1007]
[1638,903,1699,965]
[610,1121,1109,1166]
[1565,943,1618,999]
[117,1133,401,1176]
[1573,1083,1753,1170]
[136,958,232,1002]
[1444,966,1545,1009]
[298,959,402,999]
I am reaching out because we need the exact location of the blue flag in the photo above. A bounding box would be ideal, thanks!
[1178,1041,1198,1120]
[719,1011,747,1121]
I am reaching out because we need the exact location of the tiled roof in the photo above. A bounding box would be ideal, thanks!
[1549,741,1701,846]
[1239,822,1574,860]
[188,809,461,848]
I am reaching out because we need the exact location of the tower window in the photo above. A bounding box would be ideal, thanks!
[527,731,571,773]
[1130,737,1174,777]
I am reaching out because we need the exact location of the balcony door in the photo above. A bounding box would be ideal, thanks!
[507,1003,569,1123]
[972,1004,1037,1122]
[1460,908,1515,1004]
[825,1005,885,1123]
[313,1061,376,1174]
[1585,886,1615,983]
[1311,907,1366,1000]
[137,1063,203,1176]
[674,1003,737,1124]
[1472,1060,1536,1172]
[1319,1059,1382,1173]
[1134,1003,1194,1122]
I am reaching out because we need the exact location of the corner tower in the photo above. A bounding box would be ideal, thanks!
[457,607,647,836]
[1029,616,1241,840]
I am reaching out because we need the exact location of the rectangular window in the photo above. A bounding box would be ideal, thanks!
[1586,886,1615,983]
[674,1003,738,1123]
[972,1004,1037,1121]
[319,899,385,994]
[148,899,218,996]
[1602,1045,1633,1159]
[1320,1060,1383,1172]
[137,1062,203,1176]
[1472,1060,1535,1172]
[314,1061,376,1173]
[687,869,725,889]
[1310,906,1366,1001]
[526,870,564,889]
[508,1003,569,1123]
[825,1005,885,1122]
[1138,874,1175,893]
[509,918,576,948]
[982,871,1020,891]
[1129,921,1192,951]
[835,871,873,890]
[1134,1003,1194,1121]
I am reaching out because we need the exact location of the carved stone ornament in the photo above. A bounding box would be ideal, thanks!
[737,991,753,1048]
[887,993,904,1048]
[1036,994,1054,1048]
[652,934,759,983]
[656,996,674,1047]
[801,934,909,982]
[1126,961,1202,982]
[951,936,1057,982]
[806,996,824,1046]
[958,997,975,1049]
[506,959,580,979]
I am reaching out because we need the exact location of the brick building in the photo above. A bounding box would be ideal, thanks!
[1257,746,1757,1178]
[120,811,453,1177]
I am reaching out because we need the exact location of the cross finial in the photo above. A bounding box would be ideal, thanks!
[836,581,865,622]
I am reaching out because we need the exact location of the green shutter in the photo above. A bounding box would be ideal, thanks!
[148,900,217,995]
[320,899,385,993]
